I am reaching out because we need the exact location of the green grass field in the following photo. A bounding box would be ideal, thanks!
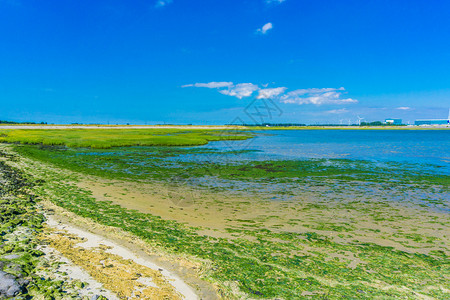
[0,128,251,149]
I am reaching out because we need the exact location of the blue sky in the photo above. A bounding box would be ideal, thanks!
[1,0,449,124]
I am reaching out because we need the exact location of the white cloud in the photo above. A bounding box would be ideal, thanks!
[155,0,172,8]
[325,108,349,114]
[219,83,259,99]
[280,87,357,105]
[266,0,286,5]
[256,87,287,99]
[182,82,258,99]
[182,82,233,88]
[257,22,273,35]
[183,82,357,105]
[396,106,411,110]
[283,87,344,96]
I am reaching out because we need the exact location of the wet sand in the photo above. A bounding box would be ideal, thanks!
[78,176,449,257]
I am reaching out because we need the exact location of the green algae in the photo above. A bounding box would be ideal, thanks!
[13,144,450,216]
[0,154,82,298]
[10,147,449,299]
[13,144,449,188]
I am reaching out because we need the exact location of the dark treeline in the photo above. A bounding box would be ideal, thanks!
[0,120,47,125]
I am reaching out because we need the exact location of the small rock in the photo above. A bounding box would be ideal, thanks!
[91,295,100,300]
[0,270,22,297]
[0,271,15,281]
[3,254,20,260]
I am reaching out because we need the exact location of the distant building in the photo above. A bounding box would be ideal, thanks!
[385,118,402,125]
[415,109,450,125]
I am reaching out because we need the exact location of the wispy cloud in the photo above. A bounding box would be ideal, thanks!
[182,82,232,88]
[182,82,258,99]
[256,22,273,35]
[396,106,412,110]
[183,82,357,105]
[155,0,172,8]
[219,83,259,99]
[256,87,287,99]
[325,108,349,114]
[280,88,358,105]
[265,0,286,5]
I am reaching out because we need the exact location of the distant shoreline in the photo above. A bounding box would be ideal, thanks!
[0,124,449,130]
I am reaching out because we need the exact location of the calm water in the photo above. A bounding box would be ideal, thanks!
[204,129,450,175]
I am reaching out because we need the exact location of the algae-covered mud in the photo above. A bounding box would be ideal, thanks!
[1,129,449,299]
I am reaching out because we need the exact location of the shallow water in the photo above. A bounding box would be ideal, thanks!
[37,130,449,211]
[202,129,450,175]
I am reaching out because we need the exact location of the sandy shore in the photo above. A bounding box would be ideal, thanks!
[37,243,120,300]
[44,214,199,299]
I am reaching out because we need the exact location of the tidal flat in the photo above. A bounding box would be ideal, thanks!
[1,128,449,299]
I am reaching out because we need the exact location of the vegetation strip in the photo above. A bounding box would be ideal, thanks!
[0,128,252,149]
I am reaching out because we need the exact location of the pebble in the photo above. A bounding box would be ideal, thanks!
[0,270,22,297]
[2,254,20,260]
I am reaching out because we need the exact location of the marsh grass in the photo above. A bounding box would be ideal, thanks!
[0,128,251,149]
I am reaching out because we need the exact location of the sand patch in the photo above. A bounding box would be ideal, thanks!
[43,215,198,300]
